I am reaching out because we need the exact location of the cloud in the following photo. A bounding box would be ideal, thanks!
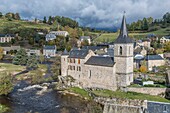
[0,0,170,28]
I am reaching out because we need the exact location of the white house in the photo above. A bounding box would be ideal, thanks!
[43,45,56,57]
[79,36,91,44]
[160,36,170,44]
[49,31,69,37]
[0,34,15,43]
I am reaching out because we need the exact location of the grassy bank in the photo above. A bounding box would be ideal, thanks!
[0,104,9,113]
[67,87,91,100]
[66,87,170,103]
[92,89,170,103]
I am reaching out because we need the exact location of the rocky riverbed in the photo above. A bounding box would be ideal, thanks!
[0,81,103,113]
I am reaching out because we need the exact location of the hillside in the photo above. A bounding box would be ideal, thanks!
[94,26,170,43]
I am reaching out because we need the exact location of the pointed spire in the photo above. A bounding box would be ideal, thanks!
[120,11,128,37]
[114,12,133,44]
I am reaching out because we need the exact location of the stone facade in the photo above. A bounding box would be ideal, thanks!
[147,59,165,71]
[114,43,134,87]
[61,14,134,90]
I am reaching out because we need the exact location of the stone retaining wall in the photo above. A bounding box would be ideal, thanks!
[127,87,169,96]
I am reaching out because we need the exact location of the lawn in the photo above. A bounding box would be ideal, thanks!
[0,63,26,75]
[92,89,170,103]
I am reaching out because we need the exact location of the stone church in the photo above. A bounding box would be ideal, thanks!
[61,14,134,91]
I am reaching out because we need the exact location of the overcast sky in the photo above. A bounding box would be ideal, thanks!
[0,0,170,28]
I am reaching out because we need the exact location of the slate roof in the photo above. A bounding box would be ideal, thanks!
[0,34,15,37]
[164,36,170,39]
[82,46,103,51]
[43,45,56,50]
[62,48,69,55]
[85,56,115,67]
[68,49,89,59]
[45,34,56,39]
[114,14,133,44]
[145,55,163,60]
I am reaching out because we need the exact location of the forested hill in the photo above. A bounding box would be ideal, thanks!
[127,12,170,32]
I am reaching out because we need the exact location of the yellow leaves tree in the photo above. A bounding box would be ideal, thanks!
[0,47,4,60]
[164,42,170,52]
[139,65,147,73]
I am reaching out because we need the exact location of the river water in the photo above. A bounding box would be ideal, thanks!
[0,81,103,113]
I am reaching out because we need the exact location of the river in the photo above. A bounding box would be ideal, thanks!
[0,81,103,113]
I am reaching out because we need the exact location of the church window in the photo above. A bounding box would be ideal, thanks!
[120,46,122,55]
[88,70,91,79]
[64,58,65,61]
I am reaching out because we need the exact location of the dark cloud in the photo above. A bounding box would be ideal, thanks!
[0,0,169,28]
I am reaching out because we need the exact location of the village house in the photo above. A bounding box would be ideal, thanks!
[26,49,41,56]
[79,36,91,44]
[145,55,165,71]
[160,36,170,44]
[2,46,20,55]
[43,45,56,58]
[136,39,151,48]
[45,33,56,41]
[146,34,158,41]
[49,31,69,37]
[134,46,147,56]
[0,34,15,43]
[61,14,134,90]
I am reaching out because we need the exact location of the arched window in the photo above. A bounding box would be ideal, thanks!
[120,46,122,55]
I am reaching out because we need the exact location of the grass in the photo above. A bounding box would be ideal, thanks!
[92,89,170,103]
[0,18,51,31]
[94,26,170,43]
[0,63,26,75]
[67,87,91,99]
[0,104,9,113]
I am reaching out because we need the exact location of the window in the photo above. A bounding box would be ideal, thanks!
[79,67,81,71]
[64,58,65,61]
[78,59,80,64]
[73,66,75,70]
[120,46,122,55]
[88,70,91,79]
[129,46,131,55]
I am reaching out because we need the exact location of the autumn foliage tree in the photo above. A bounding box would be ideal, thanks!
[0,47,3,60]
[164,42,170,52]
[140,65,147,73]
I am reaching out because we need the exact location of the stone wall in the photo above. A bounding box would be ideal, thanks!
[81,64,117,91]
[127,87,169,96]
[94,97,147,113]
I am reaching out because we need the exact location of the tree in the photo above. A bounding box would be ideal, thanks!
[142,18,149,30]
[51,56,61,80]
[164,42,170,52]
[12,48,28,65]
[39,53,45,64]
[0,12,3,18]
[0,47,3,60]
[48,16,53,25]
[14,13,20,20]
[0,73,13,95]
[43,16,47,23]
[139,65,147,73]
[27,54,38,70]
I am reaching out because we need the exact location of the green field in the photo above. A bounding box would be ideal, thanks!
[94,27,170,43]
[0,18,51,32]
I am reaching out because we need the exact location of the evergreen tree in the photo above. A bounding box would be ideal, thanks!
[143,18,149,30]
[27,54,38,70]
[0,12,3,18]
[43,16,47,23]
[12,48,28,65]
[48,16,53,25]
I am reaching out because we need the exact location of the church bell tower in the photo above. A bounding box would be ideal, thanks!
[114,13,134,87]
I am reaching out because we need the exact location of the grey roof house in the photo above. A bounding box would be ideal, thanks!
[43,45,57,57]
[45,34,56,41]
